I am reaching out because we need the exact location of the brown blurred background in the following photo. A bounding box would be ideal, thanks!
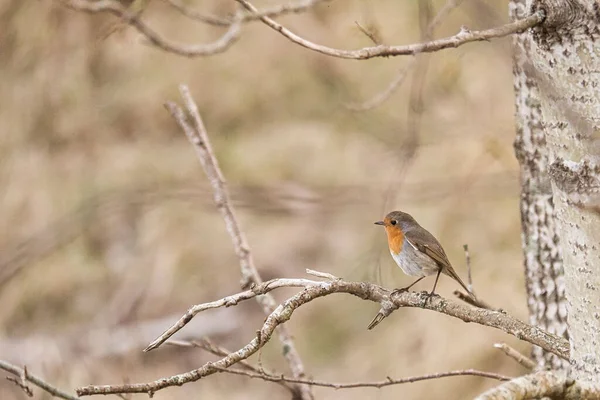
[1,0,531,399]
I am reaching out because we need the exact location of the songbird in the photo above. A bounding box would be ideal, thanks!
[374,210,473,300]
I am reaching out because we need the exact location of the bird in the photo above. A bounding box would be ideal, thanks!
[374,210,474,301]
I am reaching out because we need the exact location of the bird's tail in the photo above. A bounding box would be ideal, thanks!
[442,266,498,309]
[443,266,476,299]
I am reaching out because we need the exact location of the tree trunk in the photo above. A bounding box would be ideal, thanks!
[514,0,600,382]
[510,0,568,370]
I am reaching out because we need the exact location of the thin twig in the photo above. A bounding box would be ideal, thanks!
[166,339,295,393]
[161,0,231,26]
[6,378,33,397]
[452,290,497,311]
[59,0,242,57]
[6,365,33,397]
[400,0,432,183]
[166,338,268,373]
[345,61,414,111]
[494,343,536,370]
[163,0,333,26]
[305,268,339,280]
[76,274,569,396]
[156,86,312,400]
[354,21,381,45]
[452,245,497,310]
[428,0,465,34]
[145,277,318,351]
[346,0,465,112]
[464,244,473,292]
[212,366,512,388]
[235,0,545,59]
[0,360,80,400]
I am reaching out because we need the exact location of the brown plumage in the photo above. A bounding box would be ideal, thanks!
[375,210,473,298]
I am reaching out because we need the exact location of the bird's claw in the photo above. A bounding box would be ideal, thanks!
[422,291,437,306]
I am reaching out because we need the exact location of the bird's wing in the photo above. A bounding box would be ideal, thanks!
[405,231,451,269]
[405,230,473,295]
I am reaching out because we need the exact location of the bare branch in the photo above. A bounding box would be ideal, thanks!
[399,0,431,179]
[161,0,231,26]
[163,87,251,288]
[464,244,473,291]
[213,366,511,389]
[166,339,295,393]
[58,0,242,57]
[157,86,312,399]
[453,290,496,311]
[0,360,80,400]
[167,338,268,373]
[344,60,414,111]
[6,365,33,397]
[305,268,340,280]
[475,371,600,400]
[493,343,536,370]
[144,278,316,350]
[235,0,545,60]
[452,245,497,310]
[77,274,570,397]
[354,21,381,45]
[6,376,33,397]
[345,0,464,111]
[427,0,465,35]
[163,0,333,27]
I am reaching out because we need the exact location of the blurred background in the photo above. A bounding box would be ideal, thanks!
[1,0,531,399]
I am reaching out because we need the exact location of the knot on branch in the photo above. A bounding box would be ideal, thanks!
[367,295,398,330]
[533,0,600,49]
[549,158,600,195]
[537,0,585,27]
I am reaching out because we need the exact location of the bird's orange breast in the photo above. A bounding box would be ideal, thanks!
[385,226,404,255]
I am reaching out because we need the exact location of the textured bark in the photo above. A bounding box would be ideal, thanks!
[510,0,568,370]
[522,0,600,384]
[476,370,600,400]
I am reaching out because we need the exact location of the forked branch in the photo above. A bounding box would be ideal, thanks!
[0,360,79,400]
[77,272,568,396]
[494,343,536,370]
[167,338,510,390]
[59,0,242,57]
[60,0,545,60]
[346,0,466,111]
[163,0,333,26]
[75,87,569,399]
[235,0,545,60]
[159,86,312,399]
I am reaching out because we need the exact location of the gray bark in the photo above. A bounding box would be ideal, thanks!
[514,0,600,383]
[510,0,568,370]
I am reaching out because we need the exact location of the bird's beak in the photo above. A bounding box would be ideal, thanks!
[374,221,385,226]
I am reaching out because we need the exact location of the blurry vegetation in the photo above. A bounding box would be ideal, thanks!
[1,1,530,399]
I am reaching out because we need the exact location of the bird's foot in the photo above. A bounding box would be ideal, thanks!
[422,290,437,306]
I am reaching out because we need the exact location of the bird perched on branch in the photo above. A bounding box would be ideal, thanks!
[374,210,475,301]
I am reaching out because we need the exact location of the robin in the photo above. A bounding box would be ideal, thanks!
[374,210,474,301]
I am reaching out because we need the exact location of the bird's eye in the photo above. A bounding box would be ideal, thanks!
[390,220,397,225]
